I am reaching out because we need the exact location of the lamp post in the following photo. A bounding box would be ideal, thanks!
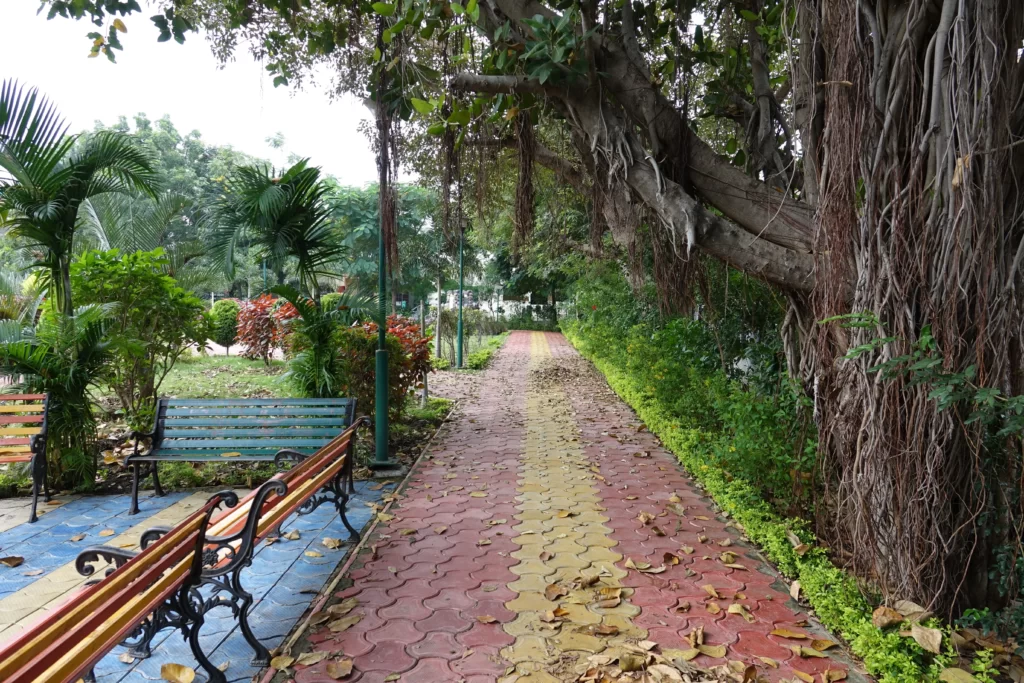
[456,226,465,369]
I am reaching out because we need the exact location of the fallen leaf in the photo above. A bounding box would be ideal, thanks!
[384,675,400,682]
[811,639,838,651]
[476,538,491,546]
[304,550,323,558]
[325,659,354,679]
[539,551,553,561]
[939,669,980,683]
[98,529,115,537]
[618,653,646,672]
[476,615,498,624]
[790,581,801,600]
[702,584,720,599]
[824,670,849,682]
[296,651,328,666]
[118,652,135,664]
[626,495,639,500]
[770,627,808,640]
[469,491,488,498]
[680,545,695,555]
[70,534,86,542]
[283,530,302,540]
[909,623,943,654]
[706,602,721,615]
[757,656,778,668]
[795,646,828,658]
[399,529,417,536]
[675,600,691,613]
[639,564,668,574]
[377,513,394,522]
[727,603,755,622]
[23,569,43,576]
[328,613,363,633]
[545,583,567,601]
[792,671,815,683]
[322,538,343,550]
[872,606,904,629]
[676,648,700,661]
[717,538,732,547]
[161,663,197,683]
[651,526,666,537]
[697,644,726,658]
[0,556,24,568]
[664,552,680,565]
[636,511,655,525]
[434,525,448,534]
[327,597,359,616]
[487,519,507,526]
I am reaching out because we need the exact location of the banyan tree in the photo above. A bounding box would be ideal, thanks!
[46,0,1024,615]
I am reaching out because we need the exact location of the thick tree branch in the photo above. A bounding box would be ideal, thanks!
[471,136,588,193]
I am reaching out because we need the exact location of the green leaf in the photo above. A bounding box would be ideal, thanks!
[427,122,446,136]
[726,138,737,155]
[739,9,759,22]
[371,2,396,16]
[451,2,464,14]
[410,98,434,115]
[446,109,471,126]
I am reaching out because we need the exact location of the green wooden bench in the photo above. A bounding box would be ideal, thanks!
[125,397,357,514]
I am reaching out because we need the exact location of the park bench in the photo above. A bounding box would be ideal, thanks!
[0,418,366,683]
[126,397,358,514]
[0,393,49,523]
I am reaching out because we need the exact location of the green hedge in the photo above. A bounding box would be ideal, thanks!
[465,332,510,370]
[564,326,951,683]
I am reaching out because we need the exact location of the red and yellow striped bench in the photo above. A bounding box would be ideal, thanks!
[23,417,369,680]
[0,393,50,523]
[0,490,233,683]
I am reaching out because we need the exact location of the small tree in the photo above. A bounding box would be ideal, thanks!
[210,298,240,355]
[72,248,207,429]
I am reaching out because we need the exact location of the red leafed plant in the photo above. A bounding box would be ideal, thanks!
[357,315,433,414]
[237,294,280,365]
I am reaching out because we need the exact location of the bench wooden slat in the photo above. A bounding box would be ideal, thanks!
[0,405,45,413]
[159,438,333,449]
[0,427,42,436]
[164,407,349,416]
[166,398,355,406]
[0,394,46,401]
[162,428,342,438]
[0,415,43,424]
[0,453,33,462]
[143,451,296,460]
[161,417,347,427]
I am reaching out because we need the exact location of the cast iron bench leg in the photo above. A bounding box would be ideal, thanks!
[130,463,141,515]
[152,462,165,497]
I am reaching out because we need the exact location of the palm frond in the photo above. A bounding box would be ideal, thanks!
[0,79,75,188]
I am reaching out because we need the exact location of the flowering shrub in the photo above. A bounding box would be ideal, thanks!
[363,315,433,395]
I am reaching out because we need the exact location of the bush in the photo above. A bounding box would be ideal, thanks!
[72,248,207,430]
[237,294,281,364]
[334,325,405,419]
[209,299,240,354]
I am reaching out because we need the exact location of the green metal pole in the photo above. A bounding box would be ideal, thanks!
[262,259,267,292]
[456,229,465,368]
[373,200,395,469]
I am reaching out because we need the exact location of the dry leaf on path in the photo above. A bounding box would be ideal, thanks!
[161,663,196,683]
[0,556,24,568]
[476,615,498,624]
[434,525,448,534]
[296,651,328,666]
[270,655,296,670]
[304,550,323,558]
[327,597,359,615]
[770,627,808,639]
[328,613,363,633]
[98,529,115,537]
[322,538,343,550]
[283,530,301,541]
[545,583,567,601]
[872,606,904,628]
[697,644,726,658]
[469,491,488,498]
[70,534,86,542]
[325,659,354,679]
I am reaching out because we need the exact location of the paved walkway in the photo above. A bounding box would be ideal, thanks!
[285,332,863,683]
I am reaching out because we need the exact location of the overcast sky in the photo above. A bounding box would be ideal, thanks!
[0,2,380,186]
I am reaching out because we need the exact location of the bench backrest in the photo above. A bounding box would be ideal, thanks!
[0,492,230,683]
[0,394,47,463]
[152,398,357,457]
[200,421,364,565]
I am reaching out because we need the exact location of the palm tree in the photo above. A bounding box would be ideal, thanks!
[0,303,112,486]
[271,284,378,398]
[211,159,346,300]
[76,191,225,293]
[0,80,158,315]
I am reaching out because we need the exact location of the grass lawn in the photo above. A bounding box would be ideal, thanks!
[160,351,296,399]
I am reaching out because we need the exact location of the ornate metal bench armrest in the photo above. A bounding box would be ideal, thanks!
[76,545,139,583]
[140,526,174,549]
[274,449,309,468]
